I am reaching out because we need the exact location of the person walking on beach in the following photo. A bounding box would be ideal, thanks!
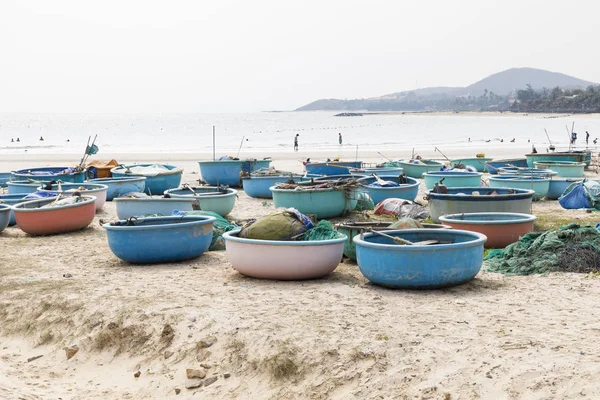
[571,131,577,145]
[338,133,343,145]
[294,134,299,151]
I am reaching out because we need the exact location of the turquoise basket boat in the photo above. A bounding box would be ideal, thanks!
[422,171,482,190]
[354,229,487,289]
[89,176,147,201]
[349,167,403,176]
[304,161,362,176]
[485,158,528,175]
[0,172,10,187]
[359,176,420,203]
[164,186,237,216]
[242,174,310,199]
[451,157,493,172]
[103,215,216,264]
[336,222,451,261]
[397,160,443,178]
[271,185,358,218]
[0,204,11,232]
[546,178,584,200]
[11,166,86,183]
[426,187,535,223]
[497,167,557,177]
[526,151,592,168]
[533,161,585,178]
[7,181,43,195]
[198,159,272,187]
[488,175,550,200]
[110,164,183,195]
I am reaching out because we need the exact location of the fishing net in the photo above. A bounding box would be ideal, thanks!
[485,223,600,275]
[380,161,403,168]
[302,220,345,241]
[239,208,313,241]
[172,210,237,250]
[355,191,375,211]
[389,218,423,229]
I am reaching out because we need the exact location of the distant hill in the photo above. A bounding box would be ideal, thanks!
[296,68,597,111]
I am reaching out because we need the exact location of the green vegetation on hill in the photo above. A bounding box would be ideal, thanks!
[511,84,600,113]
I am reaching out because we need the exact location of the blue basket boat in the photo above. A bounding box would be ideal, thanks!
[242,174,310,199]
[485,158,528,175]
[198,159,272,187]
[349,167,403,176]
[451,157,493,172]
[110,164,183,195]
[305,161,362,176]
[164,186,237,216]
[271,185,357,218]
[489,175,550,200]
[89,176,147,201]
[0,172,11,187]
[426,187,535,223]
[422,171,482,190]
[546,178,584,200]
[354,229,487,289]
[7,181,43,195]
[11,166,86,183]
[114,197,196,219]
[533,161,585,178]
[103,215,216,263]
[526,151,592,168]
[359,176,420,203]
[497,167,557,177]
[0,204,11,232]
[397,160,444,178]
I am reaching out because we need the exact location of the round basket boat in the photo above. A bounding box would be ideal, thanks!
[359,176,420,203]
[397,160,444,179]
[164,186,237,216]
[547,178,584,200]
[242,175,308,199]
[198,159,272,187]
[485,158,528,175]
[349,167,402,177]
[533,161,585,178]
[37,183,108,211]
[422,171,483,190]
[103,215,216,264]
[354,229,487,289]
[89,176,147,201]
[0,172,10,187]
[497,167,557,177]
[305,161,363,176]
[438,212,536,248]
[336,221,451,261]
[114,197,196,219]
[12,195,96,235]
[0,204,11,232]
[11,166,86,183]
[488,175,550,200]
[223,229,346,280]
[270,185,355,219]
[451,157,493,172]
[7,181,43,195]
[110,164,183,195]
[426,187,535,223]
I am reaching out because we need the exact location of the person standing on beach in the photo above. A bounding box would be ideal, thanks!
[586,131,590,145]
[294,134,299,151]
[338,133,342,145]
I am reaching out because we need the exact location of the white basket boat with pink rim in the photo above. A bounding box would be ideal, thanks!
[223,229,346,280]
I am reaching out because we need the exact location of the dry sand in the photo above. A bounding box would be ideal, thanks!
[2,150,600,399]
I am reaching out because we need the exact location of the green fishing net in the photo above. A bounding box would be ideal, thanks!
[180,210,237,250]
[302,220,345,241]
[485,223,600,275]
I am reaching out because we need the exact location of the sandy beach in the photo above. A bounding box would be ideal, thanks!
[2,149,600,399]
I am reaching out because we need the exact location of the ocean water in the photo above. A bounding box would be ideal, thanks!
[0,112,598,155]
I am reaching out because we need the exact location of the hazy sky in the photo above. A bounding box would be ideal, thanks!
[1,0,598,113]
